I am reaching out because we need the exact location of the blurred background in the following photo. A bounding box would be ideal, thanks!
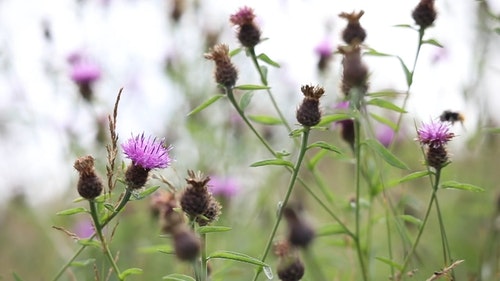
[0,0,499,280]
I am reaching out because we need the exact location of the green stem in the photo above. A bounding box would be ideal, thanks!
[248,47,292,132]
[353,119,368,281]
[400,169,441,275]
[200,233,208,281]
[51,189,133,281]
[89,200,123,280]
[251,127,311,281]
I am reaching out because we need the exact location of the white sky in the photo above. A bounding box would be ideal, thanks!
[0,0,499,205]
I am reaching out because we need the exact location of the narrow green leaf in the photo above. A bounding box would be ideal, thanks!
[234,84,270,90]
[365,139,409,170]
[484,127,500,134]
[250,159,294,168]
[393,24,416,30]
[307,141,342,154]
[13,273,25,281]
[289,128,305,137]
[367,90,401,98]
[103,203,115,212]
[369,113,397,131]
[56,207,88,216]
[257,53,281,67]
[364,49,392,57]
[119,268,143,279]
[239,91,254,111]
[391,170,430,185]
[399,215,422,227]
[307,149,327,169]
[132,185,160,200]
[187,95,224,116]
[77,239,101,249]
[316,224,349,236]
[422,38,443,48]
[248,115,283,125]
[260,65,268,84]
[396,56,412,86]
[70,258,96,267]
[229,47,243,57]
[138,244,173,254]
[367,98,406,113]
[441,181,485,192]
[162,274,196,281]
[208,250,269,267]
[197,226,232,234]
[376,257,403,271]
[317,113,352,126]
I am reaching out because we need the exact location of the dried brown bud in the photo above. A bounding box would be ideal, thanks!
[172,227,201,261]
[339,45,368,97]
[74,156,103,200]
[204,44,239,88]
[180,170,212,219]
[339,10,366,45]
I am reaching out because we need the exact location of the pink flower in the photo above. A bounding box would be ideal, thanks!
[208,176,239,198]
[70,61,101,84]
[417,121,454,148]
[122,133,172,170]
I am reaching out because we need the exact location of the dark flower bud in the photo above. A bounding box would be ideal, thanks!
[196,198,222,226]
[74,155,103,200]
[277,256,305,281]
[412,0,437,30]
[150,190,185,234]
[339,10,366,45]
[180,170,211,219]
[230,6,261,48]
[338,45,368,98]
[340,119,355,151]
[296,85,325,127]
[204,44,239,88]
[426,145,449,170]
[124,164,149,190]
[283,206,315,248]
[172,227,201,261]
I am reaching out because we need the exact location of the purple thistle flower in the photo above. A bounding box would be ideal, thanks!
[70,61,101,84]
[314,39,333,57]
[230,6,256,26]
[208,176,240,198]
[417,121,454,148]
[122,133,172,170]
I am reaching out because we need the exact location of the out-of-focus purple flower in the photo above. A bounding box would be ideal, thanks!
[70,61,101,84]
[376,124,395,147]
[122,133,172,170]
[229,6,256,26]
[417,121,454,148]
[333,101,355,150]
[314,39,333,57]
[74,219,94,238]
[431,47,449,65]
[208,176,239,198]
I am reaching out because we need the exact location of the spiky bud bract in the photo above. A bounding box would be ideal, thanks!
[339,10,366,45]
[204,44,239,88]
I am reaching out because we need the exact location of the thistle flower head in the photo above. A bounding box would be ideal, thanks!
[122,133,172,170]
[417,121,454,148]
[229,6,256,26]
[296,85,325,127]
[339,10,366,45]
[229,6,261,48]
[204,43,238,88]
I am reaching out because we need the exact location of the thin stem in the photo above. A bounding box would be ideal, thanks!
[248,47,292,132]
[251,127,311,281]
[51,189,133,281]
[200,233,208,281]
[353,118,368,281]
[400,169,441,275]
[89,200,123,280]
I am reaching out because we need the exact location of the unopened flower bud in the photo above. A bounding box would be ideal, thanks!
[172,227,201,261]
[277,256,305,281]
[296,85,325,127]
[339,10,366,45]
[74,155,103,200]
[204,44,239,88]
[412,0,437,30]
[338,45,368,98]
[180,170,212,219]
[196,198,222,226]
[283,206,315,248]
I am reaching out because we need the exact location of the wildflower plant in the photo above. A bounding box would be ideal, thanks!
[44,2,491,281]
